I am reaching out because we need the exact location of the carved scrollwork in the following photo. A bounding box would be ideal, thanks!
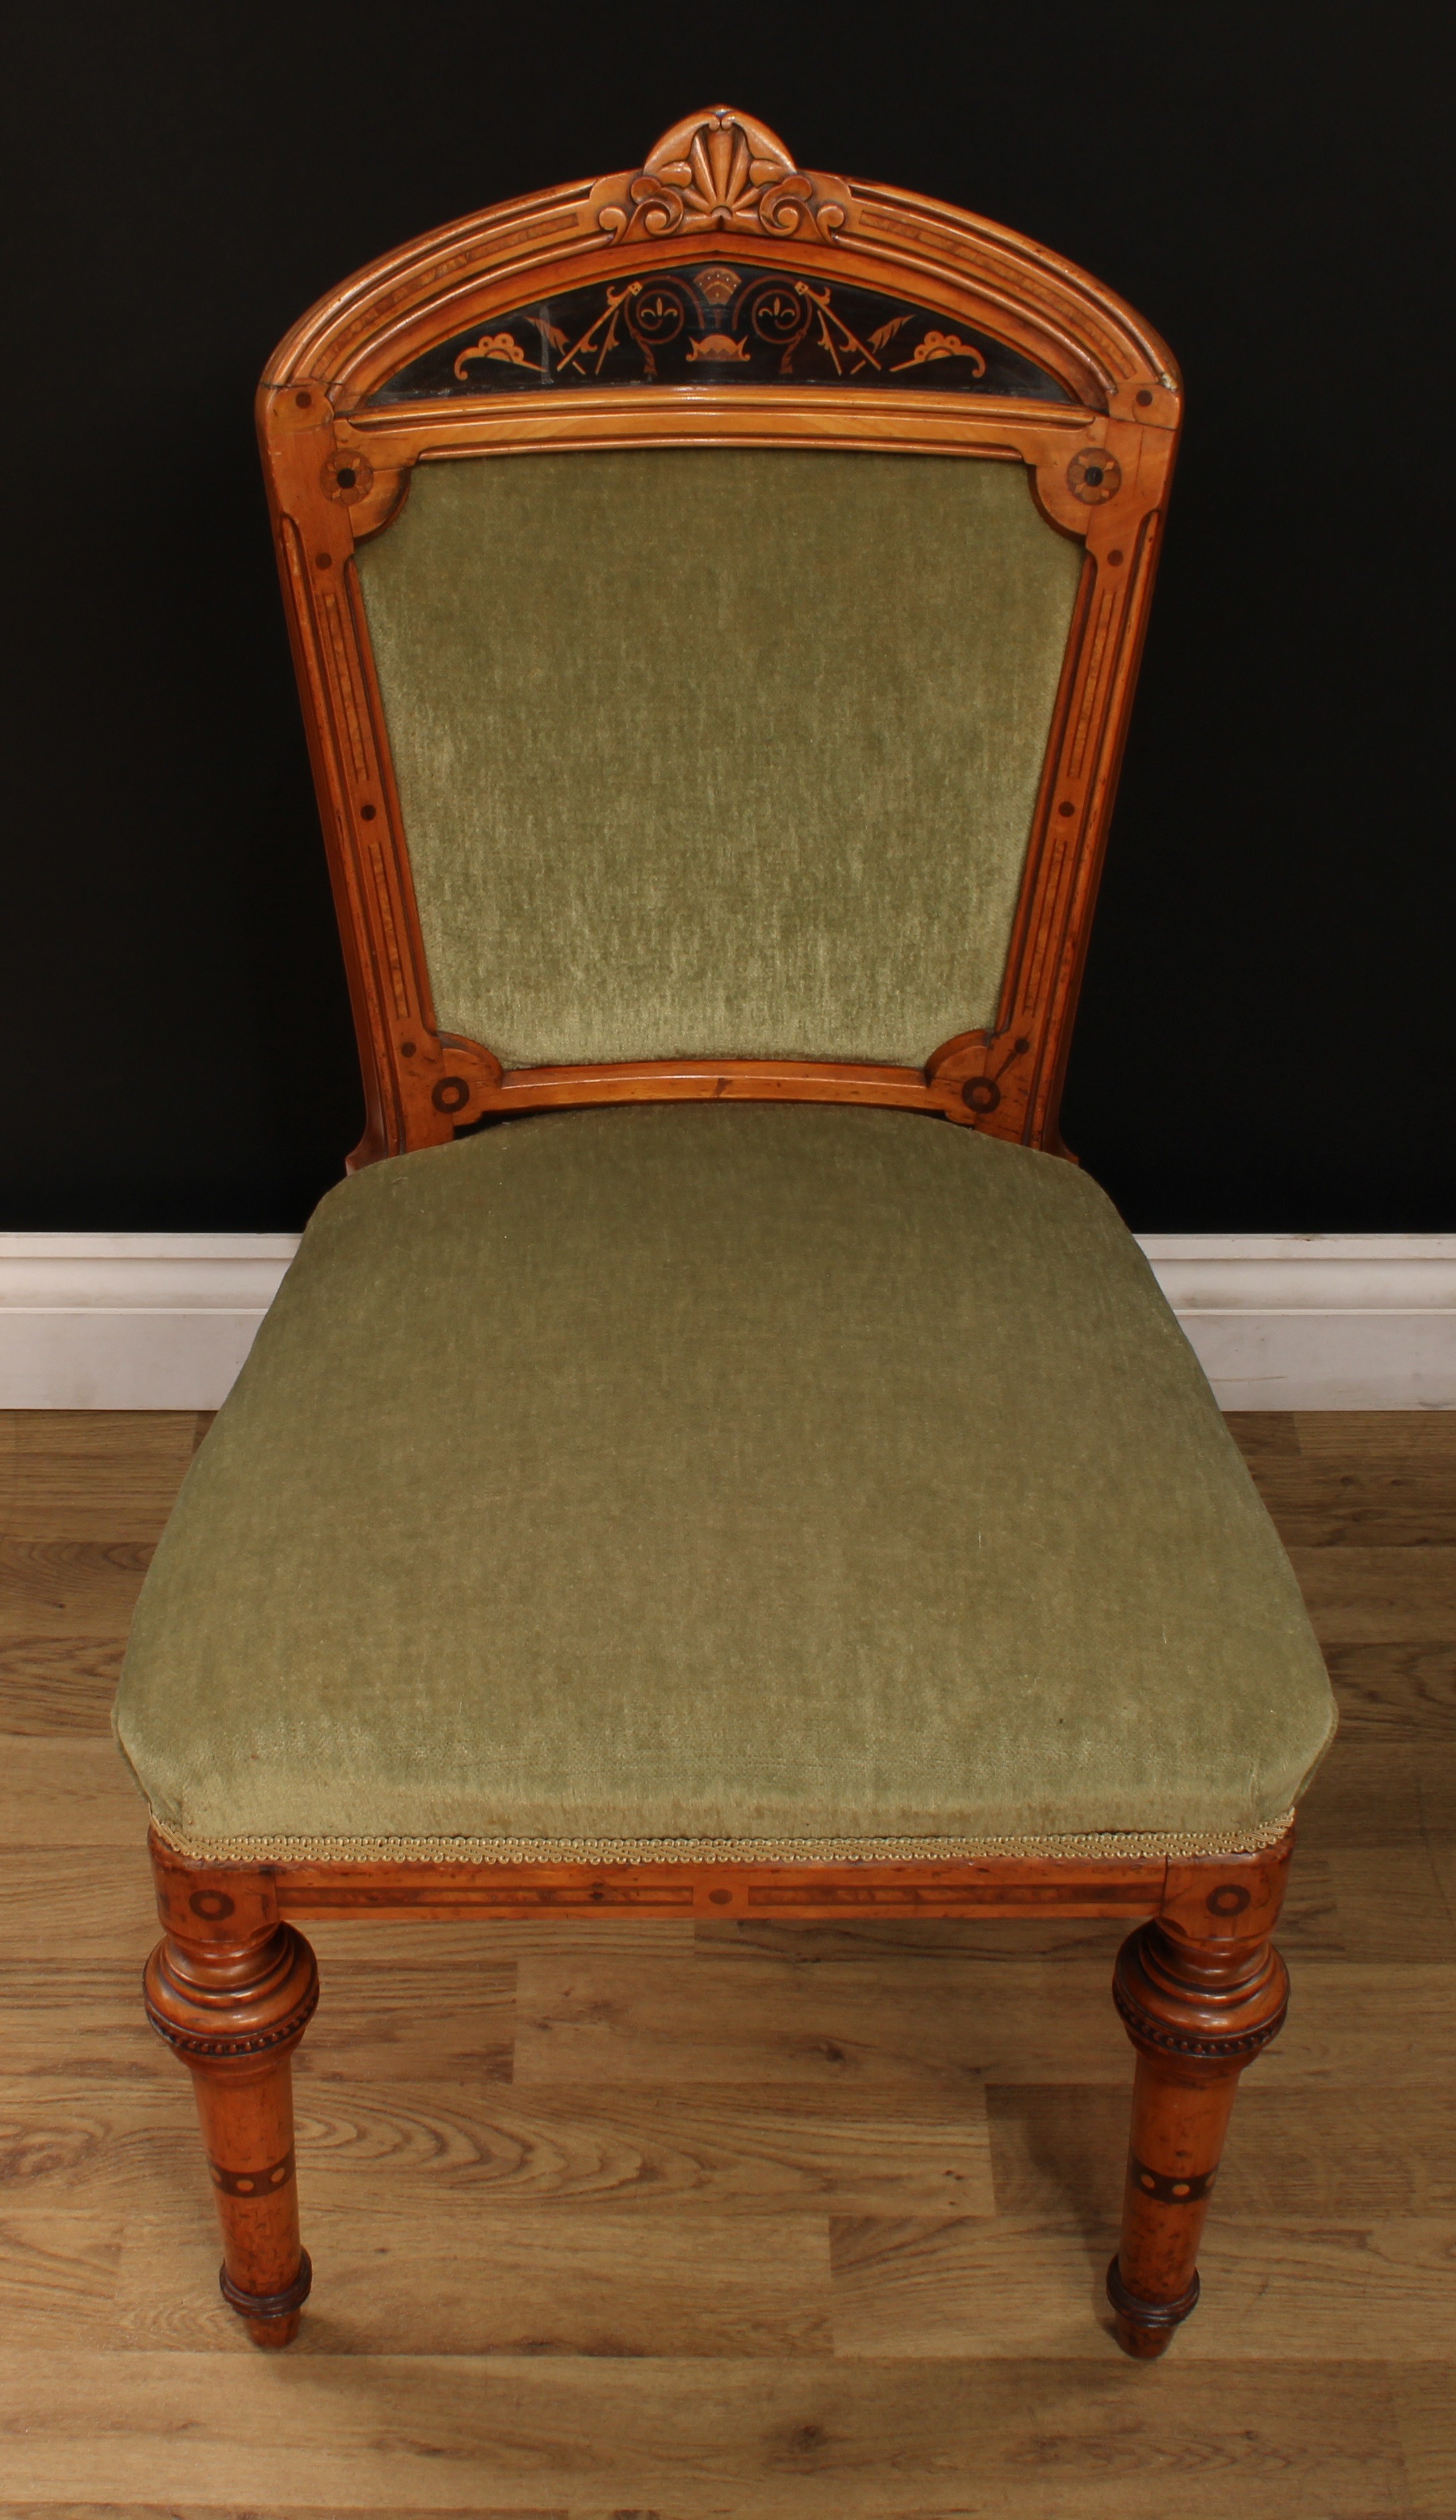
[593,107,848,246]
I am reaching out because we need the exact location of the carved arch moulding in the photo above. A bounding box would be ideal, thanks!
[257,109,1181,1168]
[264,106,1180,420]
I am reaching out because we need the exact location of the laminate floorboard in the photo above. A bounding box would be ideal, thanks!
[0,1407,1451,2513]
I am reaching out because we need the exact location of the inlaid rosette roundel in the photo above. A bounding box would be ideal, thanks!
[322,451,374,504]
[1067,447,1122,503]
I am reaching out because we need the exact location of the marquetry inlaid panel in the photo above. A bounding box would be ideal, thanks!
[371,263,1073,404]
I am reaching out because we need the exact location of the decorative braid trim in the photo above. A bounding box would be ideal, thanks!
[150,1809,1297,1867]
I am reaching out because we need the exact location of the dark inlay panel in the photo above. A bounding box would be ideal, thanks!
[370,265,1073,404]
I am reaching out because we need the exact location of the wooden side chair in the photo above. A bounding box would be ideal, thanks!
[115,107,1336,2359]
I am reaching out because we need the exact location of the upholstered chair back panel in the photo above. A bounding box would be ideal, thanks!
[355,447,1082,1070]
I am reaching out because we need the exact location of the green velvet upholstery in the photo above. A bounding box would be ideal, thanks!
[355,450,1082,1070]
[115,1105,1335,1855]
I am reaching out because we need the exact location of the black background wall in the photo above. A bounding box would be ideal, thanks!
[7,3,1450,1231]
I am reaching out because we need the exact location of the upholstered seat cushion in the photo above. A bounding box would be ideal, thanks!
[115,1105,1335,1858]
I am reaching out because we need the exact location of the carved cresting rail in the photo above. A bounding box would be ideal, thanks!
[595,107,853,244]
[258,107,1181,1168]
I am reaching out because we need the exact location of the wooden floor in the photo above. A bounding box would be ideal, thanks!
[1,1407,1453,2517]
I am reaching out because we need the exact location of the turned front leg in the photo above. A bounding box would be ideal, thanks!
[144,1920,319,2345]
[1108,1916,1289,2358]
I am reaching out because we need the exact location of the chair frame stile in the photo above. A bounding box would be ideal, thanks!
[143,109,1295,2360]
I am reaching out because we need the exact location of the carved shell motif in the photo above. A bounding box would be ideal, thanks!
[594,107,848,246]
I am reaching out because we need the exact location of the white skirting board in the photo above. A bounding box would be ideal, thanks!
[1137,1236,1455,1410]
[0,1231,1451,1412]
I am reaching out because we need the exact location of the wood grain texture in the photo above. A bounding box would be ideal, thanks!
[111,2202,836,2358]
[0,1412,201,1540]
[1394,2364,1456,2510]
[1242,1463,1456,1550]
[0,1739,146,1850]
[988,2082,1456,2218]
[0,1542,154,1638]
[1293,1742,1456,1852]
[1288,1549,1456,1646]
[1323,1644,1456,1741]
[1297,1413,1456,1462]
[0,2077,991,2219]
[0,2349,1418,2515]
[828,2209,1456,2362]
[0,1641,127,1735]
[1222,1412,1304,1460]
[1264,1845,1455,1963]
[1,1407,1453,2506]
[0,2509,577,2520]
[511,1953,1130,2088]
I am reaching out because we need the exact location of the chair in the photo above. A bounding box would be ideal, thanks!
[115,107,1336,2359]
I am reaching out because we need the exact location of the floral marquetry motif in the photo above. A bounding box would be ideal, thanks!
[371,265,1071,404]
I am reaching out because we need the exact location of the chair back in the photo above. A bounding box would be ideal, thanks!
[259,108,1179,1163]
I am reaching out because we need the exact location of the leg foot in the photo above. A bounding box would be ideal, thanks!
[221,2244,313,2347]
[1106,2253,1199,2358]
